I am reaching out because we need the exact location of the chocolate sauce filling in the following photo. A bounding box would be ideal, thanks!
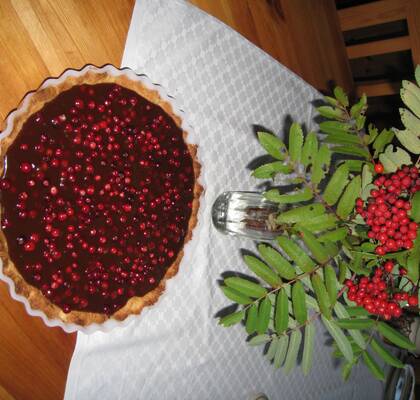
[1,83,195,314]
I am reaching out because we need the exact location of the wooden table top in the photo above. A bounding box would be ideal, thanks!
[0,1,349,399]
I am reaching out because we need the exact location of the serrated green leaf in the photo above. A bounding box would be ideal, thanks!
[274,335,289,368]
[248,334,271,346]
[264,187,313,204]
[311,145,331,185]
[342,159,364,172]
[342,362,353,381]
[394,128,420,155]
[312,274,331,319]
[244,255,281,287]
[345,306,370,317]
[257,132,287,160]
[334,302,367,350]
[246,304,258,334]
[221,286,253,304]
[377,321,416,350]
[257,297,272,334]
[275,289,289,334]
[337,175,361,219]
[322,316,353,362]
[338,261,348,284]
[371,338,404,368]
[252,161,293,179]
[289,123,303,162]
[267,337,279,361]
[302,323,315,375]
[350,94,367,118]
[297,214,337,232]
[299,227,329,264]
[325,265,338,305]
[335,318,374,329]
[292,281,307,324]
[368,124,379,144]
[324,95,339,107]
[277,236,316,273]
[323,133,361,146]
[356,115,366,130]
[401,80,420,118]
[361,164,373,190]
[334,86,349,107]
[317,106,345,120]
[407,233,420,285]
[219,310,245,327]
[379,145,412,173]
[323,164,349,206]
[258,244,296,280]
[318,228,348,243]
[284,329,302,374]
[362,351,385,381]
[347,252,371,276]
[319,121,352,135]
[373,128,394,158]
[301,132,318,167]
[323,241,339,257]
[225,277,267,298]
[332,145,370,159]
[410,192,420,222]
[400,108,420,134]
[276,203,325,224]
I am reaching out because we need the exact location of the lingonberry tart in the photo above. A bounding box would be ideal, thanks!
[0,65,202,326]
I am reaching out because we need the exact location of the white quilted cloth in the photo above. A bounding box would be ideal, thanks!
[65,1,384,399]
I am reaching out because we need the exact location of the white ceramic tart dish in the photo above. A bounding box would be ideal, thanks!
[0,64,203,333]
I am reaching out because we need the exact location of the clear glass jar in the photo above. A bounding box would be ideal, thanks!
[211,191,284,240]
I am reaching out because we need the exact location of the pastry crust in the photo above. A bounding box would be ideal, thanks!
[0,66,202,326]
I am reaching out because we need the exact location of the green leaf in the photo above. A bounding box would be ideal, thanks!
[292,281,307,324]
[275,289,289,334]
[338,261,348,284]
[342,362,353,381]
[299,227,330,264]
[377,321,416,350]
[347,252,371,276]
[401,80,420,118]
[312,274,331,319]
[323,164,349,206]
[276,203,325,224]
[361,164,373,191]
[325,265,338,304]
[379,145,412,173]
[297,214,337,232]
[362,351,385,381]
[367,124,379,144]
[302,323,315,375]
[407,234,420,282]
[258,244,296,280]
[257,297,272,334]
[277,236,316,273]
[284,329,302,374]
[334,86,349,107]
[395,128,420,155]
[332,145,370,159]
[334,302,367,350]
[219,310,245,327]
[373,128,394,158]
[335,318,374,330]
[342,159,364,172]
[317,106,345,119]
[266,336,279,361]
[264,187,313,204]
[311,144,331,184]
[322,316,353,362]
[356,115,366,130]
[371,338,404,368]
[410,192,420,222]
[324,95,339,107]
[350,93,367,118]
[400,108,420,132]
[318,228,348,243]
[257,132,287,160]
[252,162,293,179]
[301,132,318,167]
[244,255,281,287]
[246,304,258,334]
[248,334,271,346]
[337,175,361,219]
[289,123,303,162]
[274,335,289,368]
[345,306,370,317]
[323,133,361,146]
[221,286,253,304]
[225,277,267,298]
[319,121,352,135]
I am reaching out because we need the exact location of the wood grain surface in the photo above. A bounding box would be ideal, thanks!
[0,1,349,399]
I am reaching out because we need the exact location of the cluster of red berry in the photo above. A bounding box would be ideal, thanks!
[355,165,419,255]
[345,261,418,320]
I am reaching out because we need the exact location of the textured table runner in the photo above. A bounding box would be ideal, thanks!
[64,1,383,398]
